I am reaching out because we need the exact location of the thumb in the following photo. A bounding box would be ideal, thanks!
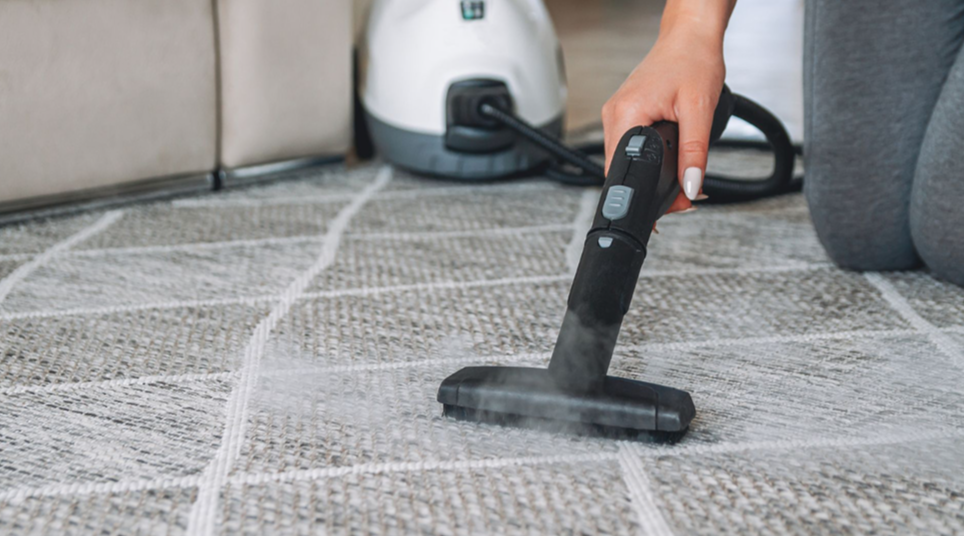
[676,94,717,200]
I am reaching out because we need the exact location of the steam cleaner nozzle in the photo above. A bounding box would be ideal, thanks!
[437,123,696,439]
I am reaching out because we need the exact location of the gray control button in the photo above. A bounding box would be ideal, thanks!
[597,236,614,248]
[625,135,647,157]
[601,185,634,220]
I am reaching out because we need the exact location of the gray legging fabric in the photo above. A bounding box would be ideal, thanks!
[804,0,964,286]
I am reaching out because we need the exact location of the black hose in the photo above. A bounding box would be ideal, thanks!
[479,103,605,182]
[700,95,798,202]
[478,95,800,202]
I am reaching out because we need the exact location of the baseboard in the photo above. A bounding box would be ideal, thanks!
[218,155,345,189]
[0,154,347,227]
[0,173,214,227]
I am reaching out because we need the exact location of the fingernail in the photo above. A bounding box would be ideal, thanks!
[683,167,703,201]
[677,206,698,214]
[695,193,709,201]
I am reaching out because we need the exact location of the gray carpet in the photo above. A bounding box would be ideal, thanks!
[1,159,963,535]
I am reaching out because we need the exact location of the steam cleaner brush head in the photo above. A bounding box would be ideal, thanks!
[438,366,694,440]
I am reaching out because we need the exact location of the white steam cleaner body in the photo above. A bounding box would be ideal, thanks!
[359,0,568,179]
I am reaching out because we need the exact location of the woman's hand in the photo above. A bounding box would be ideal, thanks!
[602,1,734,214]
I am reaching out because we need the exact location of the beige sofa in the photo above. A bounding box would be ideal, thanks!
[0,0,351,217]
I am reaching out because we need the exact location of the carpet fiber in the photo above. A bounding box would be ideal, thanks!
[1,159,963,535]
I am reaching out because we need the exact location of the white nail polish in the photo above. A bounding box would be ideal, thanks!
[677,206,698,214]
[683,167,703,201]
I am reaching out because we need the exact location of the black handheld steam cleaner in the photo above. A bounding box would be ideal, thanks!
[437,112,732,438]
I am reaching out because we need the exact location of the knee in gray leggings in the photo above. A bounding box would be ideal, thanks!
[911,201,964,287]
[803,0,964,274]
[909,76,964,286]
[909,41,964,287]
[804,165,921,272]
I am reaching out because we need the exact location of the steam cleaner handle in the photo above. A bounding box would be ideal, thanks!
[569,122,680,325]
[547,123,680,388]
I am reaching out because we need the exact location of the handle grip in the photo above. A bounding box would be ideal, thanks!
[592,123,681,242]
[547,124,679,391]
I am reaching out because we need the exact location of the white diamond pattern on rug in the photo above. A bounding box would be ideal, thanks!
[0,380,230,491]
[642,437,964,535]
[238,357,617,475]
[0,161,961,534]
[0,487,196,535]
[269,281,568,368]
[0,213,106,257]
[308,231,571,292]
[610,333,964,445]
[0,242,320,314]
[620,268,909,344]
[0,259,26,283]
[220,461,640,536]
[883,272,964,329]
[645,201,828,271]
[352,188,584,234]
[0,303,271,389]
[77,202,346,251]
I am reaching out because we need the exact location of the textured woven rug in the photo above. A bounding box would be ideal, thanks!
[1,157,963,535]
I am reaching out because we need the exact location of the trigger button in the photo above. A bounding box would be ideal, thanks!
[625,135,646,158]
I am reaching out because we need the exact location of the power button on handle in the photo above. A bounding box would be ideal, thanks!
[602,186,634,221]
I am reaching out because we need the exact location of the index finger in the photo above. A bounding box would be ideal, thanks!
[675,92,719,199]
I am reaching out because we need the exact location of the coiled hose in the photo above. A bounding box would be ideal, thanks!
[702,94,800,202]
[479,93,801,202]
